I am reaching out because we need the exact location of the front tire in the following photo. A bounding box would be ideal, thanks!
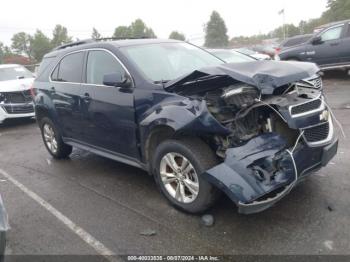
[40,117,72,159]
[153,138,220,213]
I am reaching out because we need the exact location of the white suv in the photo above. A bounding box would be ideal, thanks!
[0,64,35,124]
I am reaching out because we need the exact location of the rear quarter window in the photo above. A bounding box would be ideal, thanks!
[51,52,85,83]
[37,57,55,77]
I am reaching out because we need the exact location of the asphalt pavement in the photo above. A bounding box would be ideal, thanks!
[0,72,349,258]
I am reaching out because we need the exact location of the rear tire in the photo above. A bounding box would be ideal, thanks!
[40,117,72,159]
[153,138,221,213]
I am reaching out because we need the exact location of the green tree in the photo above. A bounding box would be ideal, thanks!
[323,0,350,23]
[51,25,72,48]
[113,19,156,39]
[11,32,33,59]
[113,26,132,38]
[271,24,301,38]
[31,30,52,62]
[204,11,229,48]
[91,28,102,39]
[169,31,185,41]
[129,19,156,38]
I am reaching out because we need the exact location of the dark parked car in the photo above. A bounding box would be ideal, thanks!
[277,20,350,70]
[33,39,338,214]
[276,34,313,53]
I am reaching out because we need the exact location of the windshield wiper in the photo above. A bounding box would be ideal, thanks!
[154,80,170,88]
[154,80,170,84]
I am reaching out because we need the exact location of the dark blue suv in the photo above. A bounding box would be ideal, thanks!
[34,39,338,214]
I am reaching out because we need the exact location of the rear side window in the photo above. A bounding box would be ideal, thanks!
[86,50,125,85]
[282,36,311,47]
[37,57,55,76]
[51,52,84,83]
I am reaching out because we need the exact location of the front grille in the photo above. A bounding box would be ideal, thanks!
[297,76,323,89]
[2,90,32,103]
[290,99,322,115]
[309,77,323,89]
[2,104,34,114]
[303,122,329,143]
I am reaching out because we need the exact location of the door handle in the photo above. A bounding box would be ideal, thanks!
[50,87,56,93]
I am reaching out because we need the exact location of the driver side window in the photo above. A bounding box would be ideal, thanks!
[86,50,126,85]
[320,26,343,42]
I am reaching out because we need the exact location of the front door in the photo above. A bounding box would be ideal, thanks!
[82,49,138,159]
[306,24,345,66]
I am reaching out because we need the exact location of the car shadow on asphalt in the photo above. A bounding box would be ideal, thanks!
[0,118,36,130]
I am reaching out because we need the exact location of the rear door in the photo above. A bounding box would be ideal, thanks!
[306,24,344,65]
[50,51,91,140]
[82,49,138,158]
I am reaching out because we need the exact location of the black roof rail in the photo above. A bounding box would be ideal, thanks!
[53,39,96,51]
[95,36,156,41]
[53,37,157,51]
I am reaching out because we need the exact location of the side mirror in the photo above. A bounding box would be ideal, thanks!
[312,36,323,45]
[103,73,131,88]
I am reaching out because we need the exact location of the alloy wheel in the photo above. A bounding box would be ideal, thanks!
[159,152,199,203]
[43,123,58,154]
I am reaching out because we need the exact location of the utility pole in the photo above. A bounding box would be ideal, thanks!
[278,8,286,39]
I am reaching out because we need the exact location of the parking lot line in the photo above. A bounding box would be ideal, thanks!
[0,169,118,261]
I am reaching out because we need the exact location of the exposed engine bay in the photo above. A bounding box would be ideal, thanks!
[195,76,327,158]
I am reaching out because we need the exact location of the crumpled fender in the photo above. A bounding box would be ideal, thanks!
[203,133,296,213]
[139,96,230,140]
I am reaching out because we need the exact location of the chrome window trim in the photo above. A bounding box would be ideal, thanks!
[49,48,134,87]
[289,95,325,118]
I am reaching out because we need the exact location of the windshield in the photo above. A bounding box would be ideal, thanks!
[0,66,34,81]
[120,42,224,82]
[212,50,255,63]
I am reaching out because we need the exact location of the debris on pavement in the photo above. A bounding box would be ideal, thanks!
[201,214,214,227]
[139,229,157,236]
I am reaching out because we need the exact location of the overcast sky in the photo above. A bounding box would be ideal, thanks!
[0,0,327,46]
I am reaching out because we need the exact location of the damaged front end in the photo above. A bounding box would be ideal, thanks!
[165,61,338,214]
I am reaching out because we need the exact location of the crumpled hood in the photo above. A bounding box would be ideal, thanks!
[0,78,34,92]
[165,60,319,94]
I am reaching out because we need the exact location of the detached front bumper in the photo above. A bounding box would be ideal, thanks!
[0,102,35,123]
[204,133,338,214]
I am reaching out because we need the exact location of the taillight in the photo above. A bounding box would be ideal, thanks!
[275,47,281,54]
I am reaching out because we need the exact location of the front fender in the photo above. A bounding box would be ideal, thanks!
[139,97,230,141]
